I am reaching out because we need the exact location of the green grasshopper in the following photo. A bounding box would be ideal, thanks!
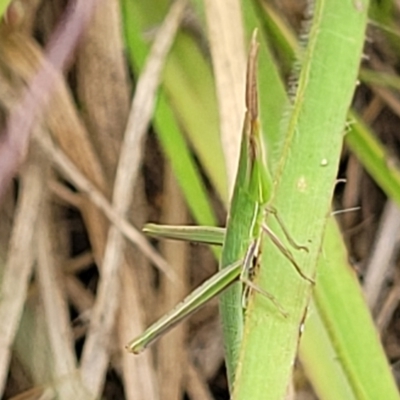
[127,31,312,384]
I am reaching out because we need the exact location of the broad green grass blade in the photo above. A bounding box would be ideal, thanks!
[233,1,370,399]
[251,2,399,399]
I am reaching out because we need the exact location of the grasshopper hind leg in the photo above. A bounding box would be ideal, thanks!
[240,240,288,317]
[261,222,315,285]
[265,206,309,252]
[241,276,288,318]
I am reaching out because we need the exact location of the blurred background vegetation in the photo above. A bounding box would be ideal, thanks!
[0,0,400,399]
